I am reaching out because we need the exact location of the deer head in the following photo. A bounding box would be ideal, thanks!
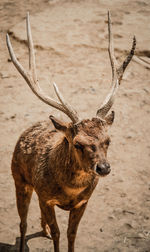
[6,12,136,177]
[50,114,114,176]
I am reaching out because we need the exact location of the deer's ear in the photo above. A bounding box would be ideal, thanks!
[105,111,115,126]
[49,115,67,132]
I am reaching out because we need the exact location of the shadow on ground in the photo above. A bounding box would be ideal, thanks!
[0,231,50,251]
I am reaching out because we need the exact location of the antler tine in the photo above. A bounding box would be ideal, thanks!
[107,11,117,79]
[117,36,136,84]
[53,82,79,123]
[26,12,37,82]
[26,13,79,123]
[96,11,136,119]
[97,11,119,119]
[6,32,65,112]
[6,13,79,123]
[6,34,30,83]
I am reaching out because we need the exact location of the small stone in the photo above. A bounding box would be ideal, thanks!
[108,215,115,220]
[89,86,96,93]
[10,114,16,119]
[138,233,145,238]
[0,71,9,79]
[6,85,13,88]
[144,215,149,220]
[124,223,133,229]
[120,193,127,197]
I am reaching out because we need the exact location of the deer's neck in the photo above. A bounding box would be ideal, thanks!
[50,136,80,172]
[49,137,97,188]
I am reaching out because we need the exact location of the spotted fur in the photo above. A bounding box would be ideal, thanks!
[11,116,113,252]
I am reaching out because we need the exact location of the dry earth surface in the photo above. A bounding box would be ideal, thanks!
[0,0,150,251]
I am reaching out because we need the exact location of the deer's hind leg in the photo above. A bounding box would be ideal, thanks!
[12,163,33,252]
[40,208,51,238]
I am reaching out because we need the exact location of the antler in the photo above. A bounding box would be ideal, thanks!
[96,11,136,119]
[6,13,79,124]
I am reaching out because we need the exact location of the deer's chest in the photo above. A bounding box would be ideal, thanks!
[56,182,97,210]
[39,172,98,211]
[63,185,86,197]
[54,186,86,210]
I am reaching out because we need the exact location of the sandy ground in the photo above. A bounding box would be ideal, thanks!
[0,0,150,251]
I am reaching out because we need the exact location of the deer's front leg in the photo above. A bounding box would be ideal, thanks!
[39,201,60,252]
[67,202,87,252]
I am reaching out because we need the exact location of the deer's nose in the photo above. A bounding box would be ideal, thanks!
[96,162,111,176]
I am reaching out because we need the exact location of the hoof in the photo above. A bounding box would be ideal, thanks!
[42,225,52,240]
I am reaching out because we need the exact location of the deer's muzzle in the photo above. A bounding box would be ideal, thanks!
[95,162,111,176]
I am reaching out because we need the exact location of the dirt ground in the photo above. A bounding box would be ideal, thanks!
[0,0,150,251]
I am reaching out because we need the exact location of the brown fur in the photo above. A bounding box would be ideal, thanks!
[11,115,113,252]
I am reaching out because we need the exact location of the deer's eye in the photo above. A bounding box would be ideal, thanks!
[90,144,97,152]
[74,143,84,152]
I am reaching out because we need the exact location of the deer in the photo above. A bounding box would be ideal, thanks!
[6,11,136,252]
